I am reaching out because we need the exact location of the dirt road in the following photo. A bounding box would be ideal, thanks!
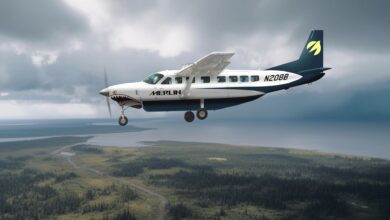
[52,143,168,220]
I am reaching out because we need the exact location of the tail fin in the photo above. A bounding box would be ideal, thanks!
[268,30,328,73]
[299,30,323,70]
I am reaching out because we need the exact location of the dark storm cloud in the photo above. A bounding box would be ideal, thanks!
[0,42,188,104]
[0,0,88,43]
[41,47,173,102]
[0,52,49,91]
[106,0,291,53]
[108,0,390,53]
[260,0,390,53]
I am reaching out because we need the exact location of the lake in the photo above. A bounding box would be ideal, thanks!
[0,118,389,159]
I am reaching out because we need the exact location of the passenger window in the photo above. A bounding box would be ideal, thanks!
[229,76,238,82]
[161,77,172,84]
[240,75,249,82]
[217,76,226,83]
[175,77,182,84]
[251,75,259,82]
[201,76,210,83]
[186,77,195,83]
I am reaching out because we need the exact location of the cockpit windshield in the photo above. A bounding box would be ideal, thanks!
[143,73,164,84]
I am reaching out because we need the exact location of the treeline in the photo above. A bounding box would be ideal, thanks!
[0,169,80,219]
[103,208,137,220]
[0,156,34,170]
[0,136,90,151]
[311,163,390,182]
[150,167,390,219]
[0,158,22,169]
[112,157,212,177]
[112,157,188,177]
[0,168,139,220]
[167,203,192,220]
[71,144,104,154]
[82,185,138,214]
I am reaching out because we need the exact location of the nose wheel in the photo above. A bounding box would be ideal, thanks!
[118,115,128,126]
[118,106,128,126]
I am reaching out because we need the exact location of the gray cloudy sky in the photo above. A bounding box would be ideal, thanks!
[0,0,389,120]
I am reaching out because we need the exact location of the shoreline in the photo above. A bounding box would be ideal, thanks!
[0,134,388,161]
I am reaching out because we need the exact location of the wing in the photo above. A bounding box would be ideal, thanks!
[177,52,234,97]
[177,52,234,77]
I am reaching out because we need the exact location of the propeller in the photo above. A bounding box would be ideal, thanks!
[104,68,112,118]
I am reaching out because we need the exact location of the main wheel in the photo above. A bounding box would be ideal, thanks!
[196,108,208,120]
[184,111,195,122]
[118,115,128,126]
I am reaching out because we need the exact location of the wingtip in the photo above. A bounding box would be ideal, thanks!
[210,51,235,55]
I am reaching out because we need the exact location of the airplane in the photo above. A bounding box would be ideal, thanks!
[100,30,330,126]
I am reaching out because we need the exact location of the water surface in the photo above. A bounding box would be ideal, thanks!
[0,118,389,159]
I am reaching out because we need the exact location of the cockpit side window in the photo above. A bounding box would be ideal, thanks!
[143,73,164,84]
[162,77,172,85]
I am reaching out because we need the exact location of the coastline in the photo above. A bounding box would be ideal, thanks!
[1,119,389,159]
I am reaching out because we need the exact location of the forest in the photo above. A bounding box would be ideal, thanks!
[110,142,390,220]
[1,137,390,219]
[0,156,139,220]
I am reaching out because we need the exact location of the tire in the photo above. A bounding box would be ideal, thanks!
[184,111,195,122]
[118,115,128,126]
[196,108,208,120]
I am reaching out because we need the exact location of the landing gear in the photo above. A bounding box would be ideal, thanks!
[196,108,208,120]
[118,106,128,126]
[184,100,209,122]
[118,115,128,126]
[184,111,195,123]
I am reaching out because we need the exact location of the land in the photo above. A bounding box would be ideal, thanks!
[0,137,389,220]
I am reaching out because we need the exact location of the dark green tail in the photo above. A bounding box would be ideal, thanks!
[268,30,329,74]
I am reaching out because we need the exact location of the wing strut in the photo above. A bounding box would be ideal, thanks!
[182,75,195,97]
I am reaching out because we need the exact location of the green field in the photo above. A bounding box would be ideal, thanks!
[0,137,389,220]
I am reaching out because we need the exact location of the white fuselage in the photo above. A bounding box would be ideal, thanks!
[100,30,328,124]
[106,69,302,108]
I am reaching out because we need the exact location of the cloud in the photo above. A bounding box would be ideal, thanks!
[0,100,98,119]
[64,0,194,57]
[0,0,88,43]
[0,0,389,120]
[31,52,58,67]
[108,23,194,57]
[0,0,88,70]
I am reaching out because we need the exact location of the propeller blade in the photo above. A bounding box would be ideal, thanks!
[104,67,112,118]
[106,96,112,118]
[104,67,109,87]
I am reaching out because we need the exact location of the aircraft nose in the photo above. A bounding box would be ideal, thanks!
[99,88,109,97]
